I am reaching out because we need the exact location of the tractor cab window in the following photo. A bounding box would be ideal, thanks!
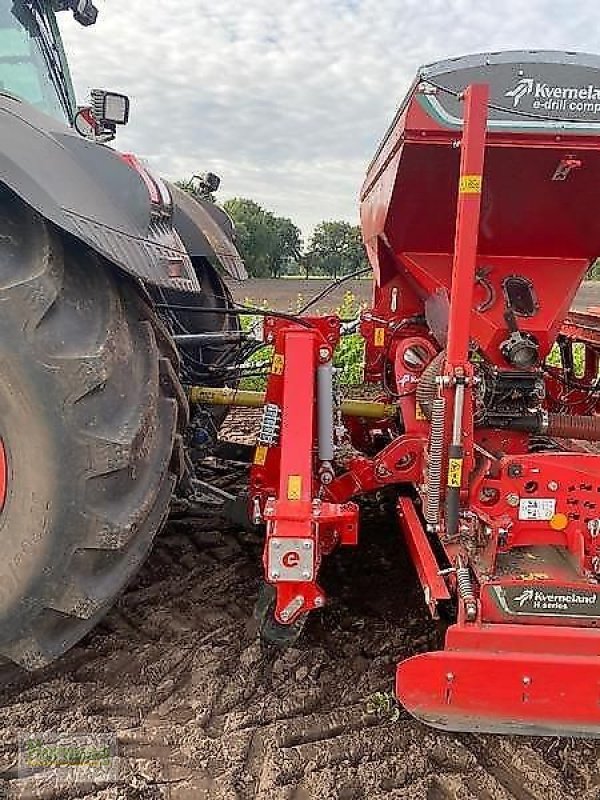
[0,0,75,122]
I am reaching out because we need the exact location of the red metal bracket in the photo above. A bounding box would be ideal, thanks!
[253,320,359,624]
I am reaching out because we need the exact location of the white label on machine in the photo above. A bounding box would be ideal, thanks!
[518,498,556,521]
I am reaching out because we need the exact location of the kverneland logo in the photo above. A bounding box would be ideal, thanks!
[505,77,600,115]
[513,587,597,607]
[506,78,534,107]
[493,584,600,617]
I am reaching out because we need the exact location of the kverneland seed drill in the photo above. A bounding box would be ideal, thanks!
[1,3,600,736]
[198,52,600,737]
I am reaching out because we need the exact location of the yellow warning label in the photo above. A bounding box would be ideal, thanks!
[253,445,268,466]
[287,475,302,500]
[415,402,427,421]
[271,353,285,375]
[374,327,385,347]
[447,458,463,488]
[459,174,482,194]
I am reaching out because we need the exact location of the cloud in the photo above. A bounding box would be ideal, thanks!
[59,0,599,236]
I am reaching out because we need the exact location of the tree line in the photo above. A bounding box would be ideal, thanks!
[175,180,370,279]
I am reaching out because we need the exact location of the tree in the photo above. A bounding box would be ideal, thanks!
[266,215,302,278]
[223,198,302,278]
[306,221,369,279]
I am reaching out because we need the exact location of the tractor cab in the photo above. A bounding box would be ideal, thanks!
[0,0,128,139]
[0,0,81,122]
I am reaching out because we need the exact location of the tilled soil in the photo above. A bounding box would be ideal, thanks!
[1,413,600,799]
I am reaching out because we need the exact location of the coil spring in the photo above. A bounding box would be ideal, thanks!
[425,397,445,529]
[258,403,282,446]
[456,564,474,600]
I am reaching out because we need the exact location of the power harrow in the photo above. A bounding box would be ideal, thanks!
[195,52,600,736]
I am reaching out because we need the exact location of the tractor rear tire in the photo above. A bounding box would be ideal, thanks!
[0,191,186,670]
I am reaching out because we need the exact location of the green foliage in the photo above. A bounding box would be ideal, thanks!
[365,691,401,722]
[305,221,369,278]
[223,198,302,278]
[334,332,365,386]
[238,290,366,390]
[546,341,585,375]
[333,291,365,386]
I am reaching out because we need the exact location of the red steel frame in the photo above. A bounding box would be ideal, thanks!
[248,81,600,736]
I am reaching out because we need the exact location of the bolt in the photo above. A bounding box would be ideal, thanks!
[506,493,520,507]
[319,347,331,362]
[548,480,559,491]
[271,571,280,580]
[301,570,310,579]
[314,596,324,607]
[522,676,531,686]
[303,541,311,550]
[465,600,478,622]
[446,672,455,682]
[272,540,280,549]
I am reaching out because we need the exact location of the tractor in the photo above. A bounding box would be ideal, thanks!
[0,0,244,671]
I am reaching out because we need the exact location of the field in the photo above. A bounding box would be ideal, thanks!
[225,277,600,315]
[226,278,373,314]
[2,279,600,799]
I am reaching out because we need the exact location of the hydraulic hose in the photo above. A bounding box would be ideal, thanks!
[501,411,600,441]
[545,413,600,442]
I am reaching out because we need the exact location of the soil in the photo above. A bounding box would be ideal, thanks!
[2,283,600,799]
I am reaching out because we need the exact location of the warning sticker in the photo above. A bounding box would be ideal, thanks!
[459,174,483,194]
[287,475,302,501]
[253,445,268,466]
[271,353,285,375]
[518,498,556,521]
[447,458,463,488]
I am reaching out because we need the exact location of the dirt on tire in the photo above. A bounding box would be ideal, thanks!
[0,409,598,799]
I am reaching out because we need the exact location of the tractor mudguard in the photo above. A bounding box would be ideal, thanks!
[0,95,205,291]
[168,183,247,280]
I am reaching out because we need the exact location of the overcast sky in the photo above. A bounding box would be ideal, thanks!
[59,1,598,238]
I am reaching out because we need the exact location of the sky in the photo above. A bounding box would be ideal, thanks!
[59,0,599,239]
